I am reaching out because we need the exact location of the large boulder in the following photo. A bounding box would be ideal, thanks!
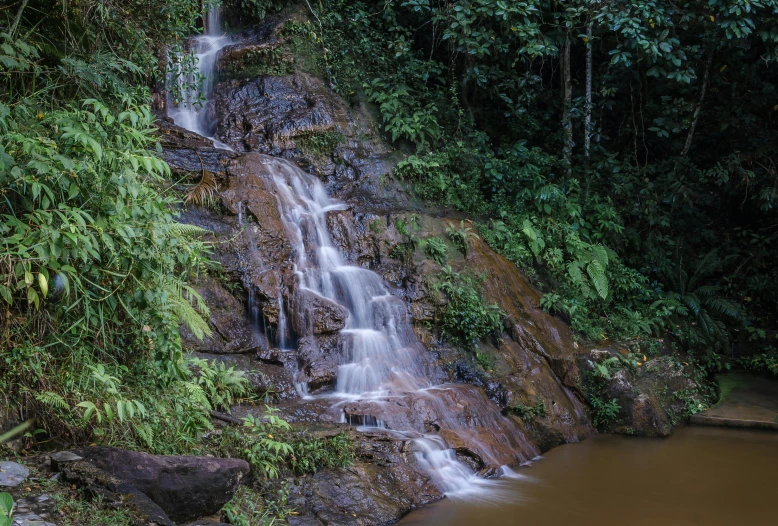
[289,287,349,336]
[297,334,342,392]
[287,461,442,526]
[213,73,346,155]
[55,447,249,523]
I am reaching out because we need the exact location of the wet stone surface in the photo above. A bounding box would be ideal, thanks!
[0,461,29,487]
[11,494,57,526]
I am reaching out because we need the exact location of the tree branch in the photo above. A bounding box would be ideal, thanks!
[681,51,714,157]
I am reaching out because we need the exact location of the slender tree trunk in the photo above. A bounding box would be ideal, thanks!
[151,44,168,114]
[10,0,30,37]
[681,51,714,157]
[562,31,573,174]
[584,24,593,163]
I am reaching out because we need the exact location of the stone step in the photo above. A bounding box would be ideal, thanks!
[691,373,778,431]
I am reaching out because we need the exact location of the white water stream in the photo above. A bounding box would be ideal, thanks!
[167,8,233,149]
[169,10,522,498]
[259,156,494,496]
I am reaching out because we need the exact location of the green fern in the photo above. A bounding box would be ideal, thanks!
[587,260,609,300]
[35,391,69,410]
[163,281,212,340]
[167,223,212,237]
[661,250,746,351]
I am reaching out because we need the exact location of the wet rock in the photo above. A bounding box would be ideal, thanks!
[340,383,538,469]
[599,356,702,437]
[220,155,295,274]
[289,287,348,336]
[58,447,249,523]
[213,73,345,155]
[324,209,594,451]
[287,461,443,526]
[297,335,342,392]
[11,494,57,526]
[155,118,237,187]
[0,461,29,487]
[588,349,614,363]
[180,275,264,354]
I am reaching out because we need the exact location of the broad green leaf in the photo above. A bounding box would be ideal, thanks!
[0,491,13,515]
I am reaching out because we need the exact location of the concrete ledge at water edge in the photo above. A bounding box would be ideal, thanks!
[690,373,778,431]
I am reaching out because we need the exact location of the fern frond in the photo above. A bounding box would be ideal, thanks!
[689,250,720,290]
[591,244,609,267]
[182,381,213,411]
[167,222,212,237]
[587,260,609,300]
[185,170,218,206]
[35,391,69,410]
[167,293,213,340]
[704,297,744,320]
[133,422,155,449]
[182,283,210,316]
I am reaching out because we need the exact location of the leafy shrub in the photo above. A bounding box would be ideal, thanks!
[590,396,621,429]
[435,266,504,350]
[446,221,479,256]
[422,237,448,264]
[290,432,355,474]
[740,350,778,376]
[222,485,289,526]
[296,130,344,158]
[508,398,547,423]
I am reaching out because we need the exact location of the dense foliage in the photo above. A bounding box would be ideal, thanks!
[247,0,778,371]
[0,0,236,451]
[1,11,356,525]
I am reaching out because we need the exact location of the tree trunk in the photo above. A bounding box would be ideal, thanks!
[562,31,573,174]
[151,44,168,114]
[681,51,714,157]
[584,24,593,163]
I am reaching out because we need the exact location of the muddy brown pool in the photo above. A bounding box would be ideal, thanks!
[399,426,778,526]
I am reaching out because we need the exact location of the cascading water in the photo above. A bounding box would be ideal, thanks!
[172,9,536,498]
[167,8,232,148]
[254,155,531,496]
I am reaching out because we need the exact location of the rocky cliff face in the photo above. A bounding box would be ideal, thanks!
[156,16,683,525]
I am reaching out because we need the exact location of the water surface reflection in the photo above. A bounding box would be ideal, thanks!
[399,426,778,525]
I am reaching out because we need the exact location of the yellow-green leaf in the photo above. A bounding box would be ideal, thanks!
[38,273,48,298]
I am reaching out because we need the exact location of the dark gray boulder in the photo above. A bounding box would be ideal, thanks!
[57,447,249,523]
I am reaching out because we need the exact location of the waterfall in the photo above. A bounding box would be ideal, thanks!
[257,156,504,495]
[171,9,532,498]
[167,7,232,148]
